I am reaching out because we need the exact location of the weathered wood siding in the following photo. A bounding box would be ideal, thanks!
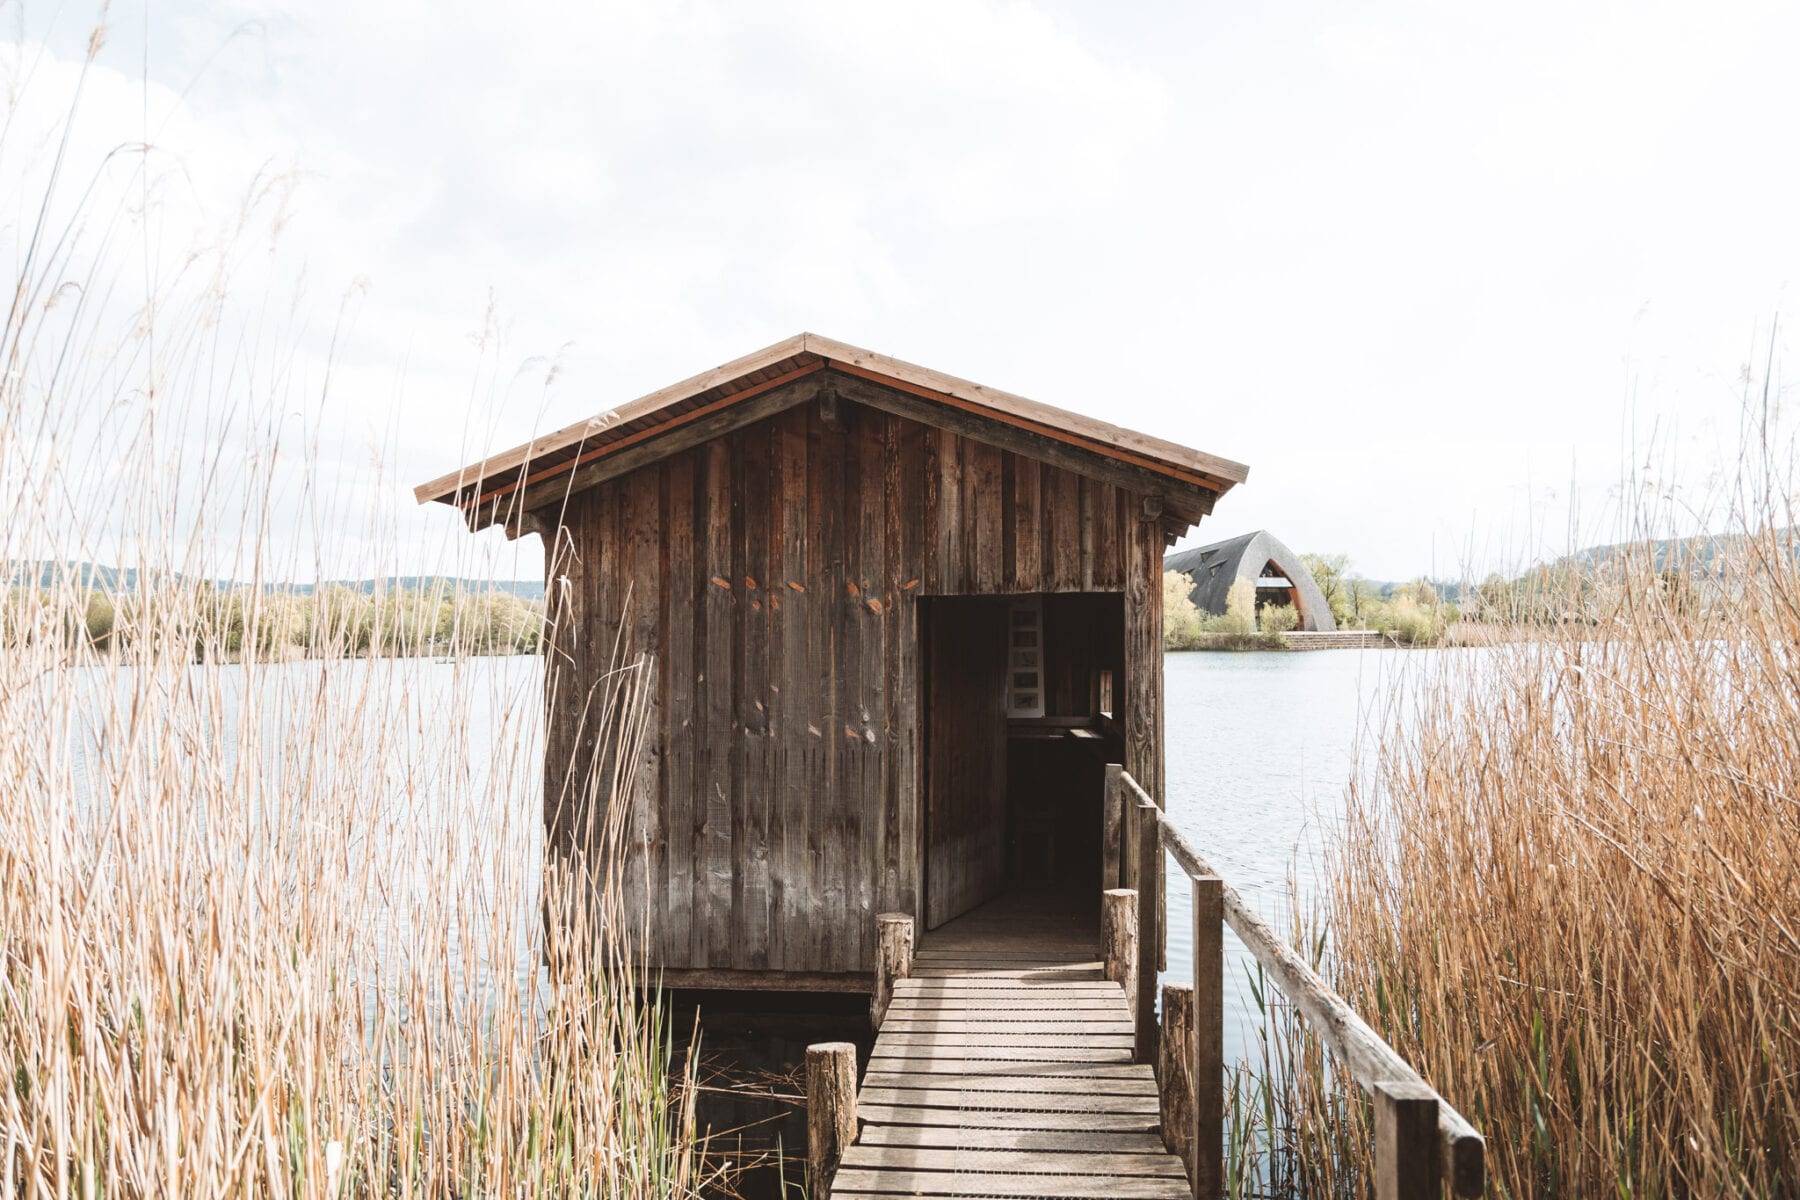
[922,600,1009,929]
[543,388,1166,977]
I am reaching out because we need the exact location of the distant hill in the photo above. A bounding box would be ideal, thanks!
[7,563,544,601]
[1563,529,1795,576]
[9,562,146,592]
[1355,530,1797,608]
[286,576,546,601]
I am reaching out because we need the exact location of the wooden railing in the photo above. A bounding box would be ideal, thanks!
[1102,764,1487,1199]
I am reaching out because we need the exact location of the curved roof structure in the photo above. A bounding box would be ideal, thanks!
[1164,530,1337,632]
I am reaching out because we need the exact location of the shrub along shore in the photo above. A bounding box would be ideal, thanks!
[3,581,545,659]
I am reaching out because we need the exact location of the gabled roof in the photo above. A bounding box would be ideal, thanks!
[415,333,1249,534]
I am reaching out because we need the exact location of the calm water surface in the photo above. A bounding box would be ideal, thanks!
[1160,647,1431,1059]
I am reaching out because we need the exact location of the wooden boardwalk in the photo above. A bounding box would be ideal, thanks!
[834,892,1190,1200]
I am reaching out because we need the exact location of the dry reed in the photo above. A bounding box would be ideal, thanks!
[1,29,703,1199]
[1239,406,1800,1197]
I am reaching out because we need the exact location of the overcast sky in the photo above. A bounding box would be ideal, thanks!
[6,0,1798,582]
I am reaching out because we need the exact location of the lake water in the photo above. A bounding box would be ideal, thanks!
[1160,647,1424,1060]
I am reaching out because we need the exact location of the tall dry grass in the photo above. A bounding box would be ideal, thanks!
[1,27,702,1199]
[1246,407,1800,1197]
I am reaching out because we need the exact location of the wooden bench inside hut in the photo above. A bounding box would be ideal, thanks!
[416,333,1248,993]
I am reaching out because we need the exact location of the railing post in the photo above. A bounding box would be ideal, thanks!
[1159,982,1195,1173]
[1110,768,1484,1199]
[1374,1080,1438,1200]
[1121,783,1137,891]
[807,1042,858,1200]
[1103,763,1125,889]
[1102,888,1138,1005]
[1192,875,1224,1200]
[1133,799,1160,1065]
[1159,831,1168,974]
[871,912,913,1029]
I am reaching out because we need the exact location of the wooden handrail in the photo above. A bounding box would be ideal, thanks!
[1112,767,1486,1198]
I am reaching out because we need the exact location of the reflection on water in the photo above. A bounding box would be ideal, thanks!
[672,993,871,1198]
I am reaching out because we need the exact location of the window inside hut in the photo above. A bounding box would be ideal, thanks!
[1006,599,1044,718]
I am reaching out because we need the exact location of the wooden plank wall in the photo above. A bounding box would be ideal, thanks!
[922,599,1009,929]
[542,392,1167,977]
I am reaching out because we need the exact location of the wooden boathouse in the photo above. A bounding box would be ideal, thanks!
[416,333,1246,988]
[419,334,1487,1199]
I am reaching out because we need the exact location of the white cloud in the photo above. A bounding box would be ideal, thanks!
[5,0,1798,582]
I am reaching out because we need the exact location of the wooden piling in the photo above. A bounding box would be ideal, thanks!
[1375,1080,1439,1200]
[1103,763,1125,888]
[871,912,914,1029]
[807,1042,859,1200]
[1101,887,1138,1007]
[1159,982,1195,1173]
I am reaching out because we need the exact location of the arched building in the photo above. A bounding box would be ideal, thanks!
[1164,530,1337,632]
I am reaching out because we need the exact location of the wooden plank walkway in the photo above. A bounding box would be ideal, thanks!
[836,892,1190,1199]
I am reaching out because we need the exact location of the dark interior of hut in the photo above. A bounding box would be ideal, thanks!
[921,592,1125,932]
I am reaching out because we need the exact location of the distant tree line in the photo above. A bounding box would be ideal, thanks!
[1460,560,1700,625]
[1298,553,1458,644]
[2,584,545,659]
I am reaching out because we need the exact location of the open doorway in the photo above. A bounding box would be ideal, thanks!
[920,594,1125,931]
